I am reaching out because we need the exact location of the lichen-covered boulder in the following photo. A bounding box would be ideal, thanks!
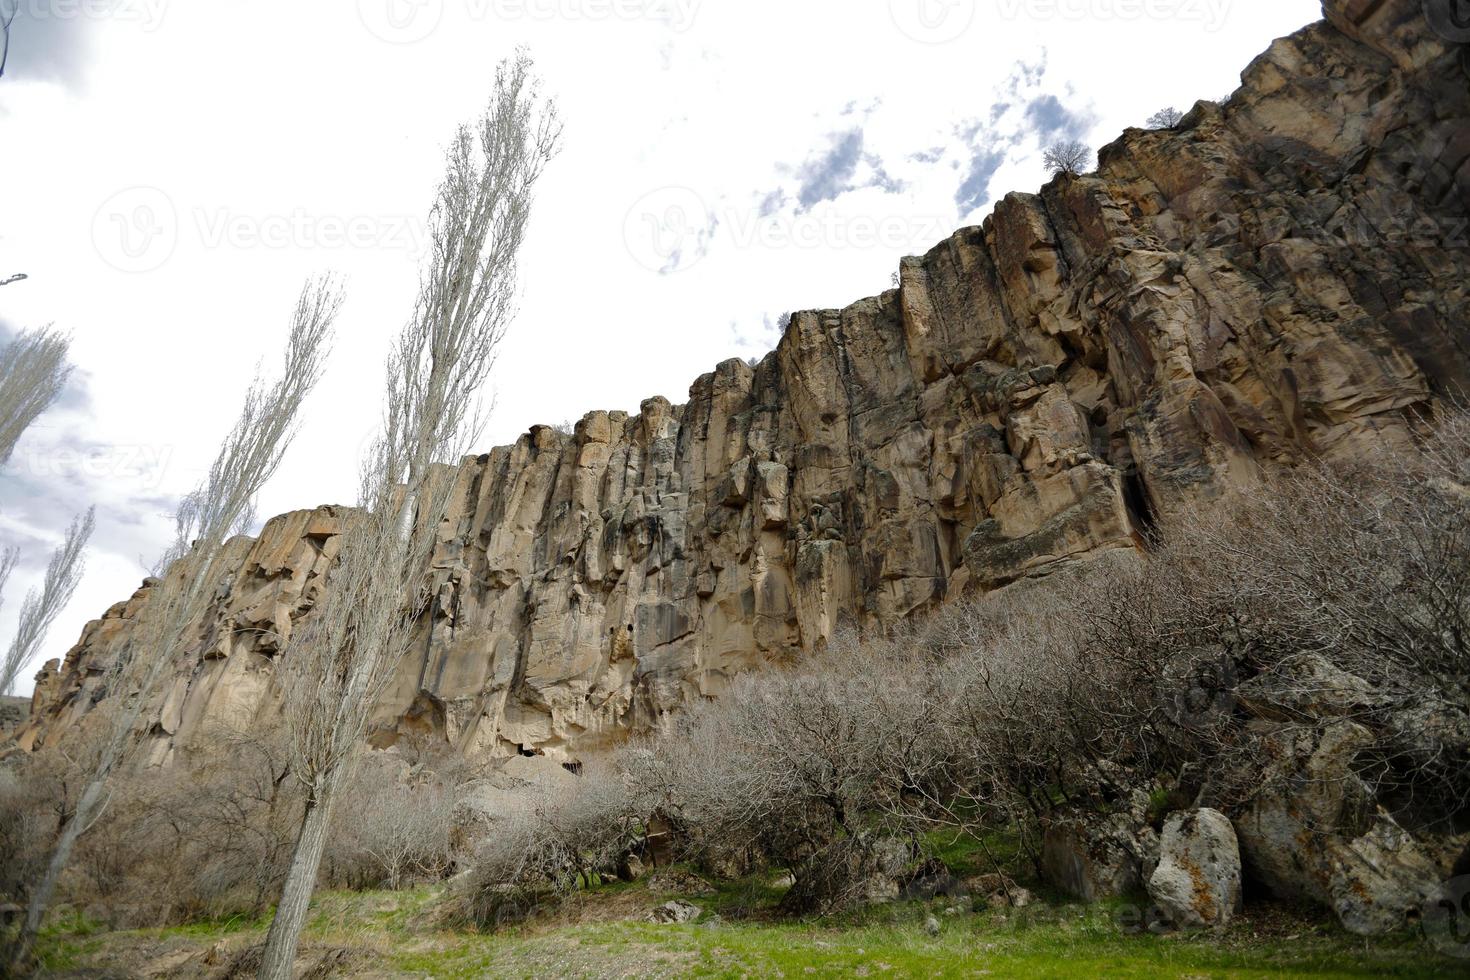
[1148,809,1242,929]
[1233,721,1445,935]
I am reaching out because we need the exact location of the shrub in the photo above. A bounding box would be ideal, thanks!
[324,756,460,890]
[455,758,644,927]
[631,409,1470,906]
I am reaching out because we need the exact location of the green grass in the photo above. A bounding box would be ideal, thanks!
[30,875,1457,979]
[922,825,1028,880]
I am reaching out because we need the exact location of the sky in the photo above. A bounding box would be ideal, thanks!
[0,0,1322,695]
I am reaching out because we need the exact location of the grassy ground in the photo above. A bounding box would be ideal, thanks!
[29,868,1458,979]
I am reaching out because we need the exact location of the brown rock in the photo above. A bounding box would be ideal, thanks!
[16,0,1469,769]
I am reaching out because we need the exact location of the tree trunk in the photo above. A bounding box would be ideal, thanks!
[10,778,107,970]
[257,795,332,980]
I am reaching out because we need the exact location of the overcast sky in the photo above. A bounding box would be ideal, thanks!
[0,0,1321,695]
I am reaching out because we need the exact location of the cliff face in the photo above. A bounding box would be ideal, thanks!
[16,0,1469,765]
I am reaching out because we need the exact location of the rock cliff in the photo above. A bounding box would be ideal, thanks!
[14,0,1469,765]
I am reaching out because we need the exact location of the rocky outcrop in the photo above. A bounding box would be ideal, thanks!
[13,0,1470,766]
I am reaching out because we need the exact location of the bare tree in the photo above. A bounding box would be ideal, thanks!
[1147,107,1184,129]
[0,545,17,632]
[0,0,15,80]
[0,508,95,695]
[256,53,561,980]
[1042,140,1091,177]
[0,325,72,467]
[5,279,337,971]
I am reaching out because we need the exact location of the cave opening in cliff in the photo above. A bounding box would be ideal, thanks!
[1123,469,1158,543]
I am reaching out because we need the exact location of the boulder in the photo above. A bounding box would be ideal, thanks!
[1233,721,1444,935]
[1233,653,1383,722]
[1042,797,1159,901]
[648,900,701,924]
[1147,809,1242,929]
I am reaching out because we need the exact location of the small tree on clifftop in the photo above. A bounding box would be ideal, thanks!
[1147,106,1185,129]
[1043,139,1091,177]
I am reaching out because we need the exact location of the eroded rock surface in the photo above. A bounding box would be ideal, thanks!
[14,0,1470,766]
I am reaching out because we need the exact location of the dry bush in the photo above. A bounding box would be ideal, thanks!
[937,411,1470,846]
[53,732,304,927]
[324,756,460,891]
[0,760,62,907]
[633,641,947,913]
[0,730,303,932]
[455,759,644,928]
[1127,415,1470,825]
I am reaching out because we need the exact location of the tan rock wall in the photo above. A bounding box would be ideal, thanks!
[15,0,1469,765]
